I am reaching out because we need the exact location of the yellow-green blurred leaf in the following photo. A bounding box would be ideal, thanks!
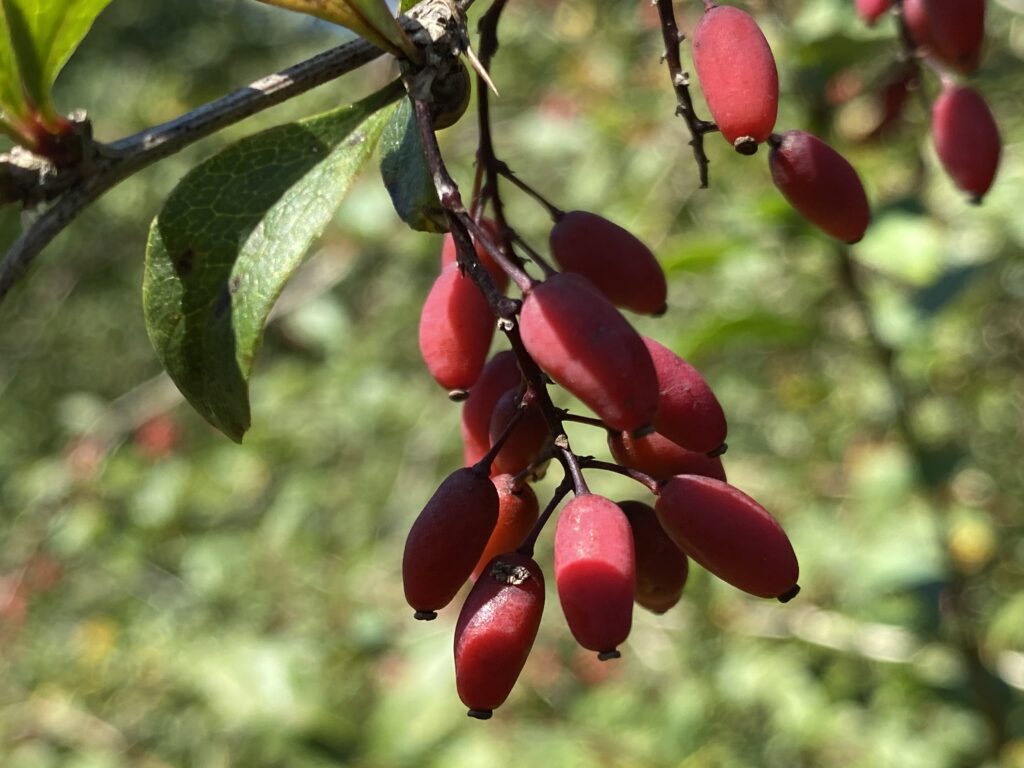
[256,0,418,60]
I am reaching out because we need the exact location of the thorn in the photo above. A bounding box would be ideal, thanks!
[464,44,499,96]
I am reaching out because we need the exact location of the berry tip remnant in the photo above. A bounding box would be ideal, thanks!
[778,584,800,603]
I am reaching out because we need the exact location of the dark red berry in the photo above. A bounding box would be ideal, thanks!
[921,0,985,73]
[520,273,659,433]
[609,430,726,482]
[768,130,871,243]
[549,211,667,315]
[644,337,727,454]
[932,84,1000,203]
[403,467,499,618]
[619,500,689,614]
[488,388,550,476]
[656,475,799,600]
[460,351,522,466]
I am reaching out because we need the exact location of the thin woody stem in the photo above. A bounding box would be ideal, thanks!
[656,0,717,188]
[0,36,386,305]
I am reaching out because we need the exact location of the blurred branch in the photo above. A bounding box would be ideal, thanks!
[721,600,1024,694]
[834,244,1010,759]
[0,34,389,306]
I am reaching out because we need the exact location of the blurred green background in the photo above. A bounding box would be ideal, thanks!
[1,0,1023,766]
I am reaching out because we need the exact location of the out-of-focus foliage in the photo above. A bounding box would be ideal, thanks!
[1,0,1022,766]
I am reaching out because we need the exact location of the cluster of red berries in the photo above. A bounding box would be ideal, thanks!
[855,0,1000,202]
[691,4,871,243]
[401,0,1002,724]
[406,206,800,719]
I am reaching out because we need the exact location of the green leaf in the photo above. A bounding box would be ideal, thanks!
[255,0,419,60]
[0,0,113,125]
[0,4,29,122]
[143,81,402,442]
[379,97,447,233]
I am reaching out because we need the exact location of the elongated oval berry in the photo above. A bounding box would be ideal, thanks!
[520,273,659,433]
[655,475,799,601]
[461,351,522,466]
[455,552,545,719]
[554,494,635,657]
[419,264,496,393]
[403,467,499,619]
[440,218,509,292]
[692,5,779,154]
[921,0,985,73]
[488,388,550,476]
[619,500,689,614]
[644,337,727,454]
[932,84,1001,203]
[471,476,540,580]
[549,211,667,315]
[769,130,870,243]
[856,0,892,25]
[902,0,932,50]
[609,430,726,482]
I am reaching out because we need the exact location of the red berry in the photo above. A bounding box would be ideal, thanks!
[460,351,522,466]
[471,476,541,581]
[418,263,496,392]
[768,130,871,243]
[455,552,545,718]
[655,475,799,600]
[403,467,499,619]
[609,430,726,482]
[619,500,689,614]
[919,0,985,73]
[692,5,779,154]
[902,0,932,50]
[554,494,635,657]
[440,218,510,292]
[644,337,727,454]
[488,388,551,476]
[520,273,659,433]
[549,211,667,315]
[856,0,892,25]
[932,84,1000,203]
[133,414,181,460]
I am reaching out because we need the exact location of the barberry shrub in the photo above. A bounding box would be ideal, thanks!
[0,0,1013,732]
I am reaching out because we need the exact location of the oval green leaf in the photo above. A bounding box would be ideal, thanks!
[379,96,447,233]
[0,0,113,126]
[143,81,402,442]
[256,0,418,61]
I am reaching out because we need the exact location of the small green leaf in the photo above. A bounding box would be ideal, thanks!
[143,82,402,442]
[0,0,113,125]
[379,97,447,233]
[0,4,29,122]
[255,0,418,60]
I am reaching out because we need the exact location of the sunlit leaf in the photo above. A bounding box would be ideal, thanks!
[0,0,113,126]
[143,82,402,442]
[256,0,418,60]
